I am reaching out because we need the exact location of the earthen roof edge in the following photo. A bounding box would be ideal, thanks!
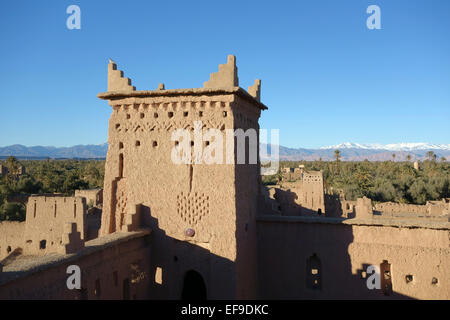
[97,87,268,110]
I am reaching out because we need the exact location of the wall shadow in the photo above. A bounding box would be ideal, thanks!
[256,214,415,299]
[141,205,236,300]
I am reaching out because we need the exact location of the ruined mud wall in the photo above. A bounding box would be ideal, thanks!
[23,196,87,255]
[0,222,25,260]
[75,189,103,207]
[374,201,449,216]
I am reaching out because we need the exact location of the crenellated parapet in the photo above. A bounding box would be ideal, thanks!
[203,55,239,88]
[101,55,263,106]
[108,59,136,92]
[248,79,261,102]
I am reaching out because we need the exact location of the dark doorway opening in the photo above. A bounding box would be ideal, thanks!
[181,270,207,300]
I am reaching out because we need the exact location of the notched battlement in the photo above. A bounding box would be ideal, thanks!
[203,54,239,88]
[100,55,266,109]
[108,59,136,92]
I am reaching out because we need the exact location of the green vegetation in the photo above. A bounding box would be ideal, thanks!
[265,158,450,205]
[2,154,449,221]
[0,157,104,221]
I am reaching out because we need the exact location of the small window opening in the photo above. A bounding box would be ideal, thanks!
[155,267,163,285]
[380,260,393,296]
[306,254,322,290]
[94,279,101,297]
[405,275,413,283]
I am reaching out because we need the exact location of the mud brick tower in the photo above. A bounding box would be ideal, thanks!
[97,55,267,299]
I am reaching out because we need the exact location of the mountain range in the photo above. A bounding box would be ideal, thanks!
[0,142,449,161]
[0,144,109,159]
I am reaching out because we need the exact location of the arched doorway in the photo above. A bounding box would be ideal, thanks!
[181,270,207,300]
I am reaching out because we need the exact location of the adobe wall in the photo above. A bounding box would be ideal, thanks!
[98,57,265,299]
[23,196,87,255]
[99,93,261,298]
[0,222,25,260]
[0,232,151,300]
[272,172,325,216]
[257,217,450,299]
[75,189,103,207]
[374,201,448,216]
[281,167,302,181]
[298,172,325,214]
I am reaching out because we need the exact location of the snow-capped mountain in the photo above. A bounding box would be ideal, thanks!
[1,142,449,162]
[320,142,450,151]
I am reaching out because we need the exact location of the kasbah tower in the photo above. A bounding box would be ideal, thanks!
[98,55,266,299]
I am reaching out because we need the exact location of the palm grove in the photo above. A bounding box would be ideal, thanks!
[0,157,104,221]
[1,152,449,221]
[263,150,450,205]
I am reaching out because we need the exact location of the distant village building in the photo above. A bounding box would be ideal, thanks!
[0,165,7,177]
[0,164,26,177]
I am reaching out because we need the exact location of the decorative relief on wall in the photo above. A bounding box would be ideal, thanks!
[177,192,210,226]
[114,119,226,133]
[115,179,128,230]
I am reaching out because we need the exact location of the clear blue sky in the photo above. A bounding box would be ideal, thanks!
[0,0,449,148]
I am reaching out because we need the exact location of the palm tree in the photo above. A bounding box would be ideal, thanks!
[392,153,396,162]
[406,154,411,162]
[334,149,341,160]
[426,151,435,161]
[334,149,341,174]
